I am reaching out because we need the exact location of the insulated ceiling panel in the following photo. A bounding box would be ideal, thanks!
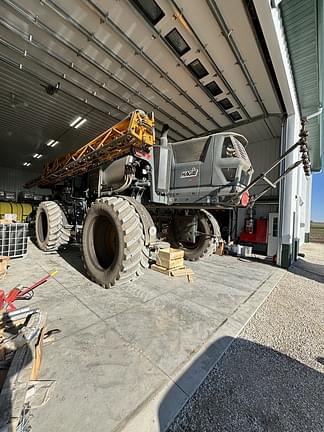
[0,0,284,173]
[0,61,117,169]
[231,116,282,144]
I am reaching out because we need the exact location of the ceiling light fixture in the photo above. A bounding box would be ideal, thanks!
[74,118,87,129]
[70,116,82,127]
[33,153,43,159]
[23,162,31,167]
[46,139,55,146]
[51,140,59,147]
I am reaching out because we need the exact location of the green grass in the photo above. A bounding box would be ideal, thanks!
[311,222,324,228]
[310,222,324,242]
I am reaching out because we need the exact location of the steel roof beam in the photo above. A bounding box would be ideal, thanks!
[0,54,182,143]
[206,0,268,116]
[0,87,104,137]
[40,0,215,131]
[0,27,121,116]
[79,0,220,128]
[169,0,251,121]
[0,30,186,141]
[1,1,196,137]
[0,68,108,128]
[197,112,282,137]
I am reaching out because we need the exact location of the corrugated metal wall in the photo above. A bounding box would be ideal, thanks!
[233,136,281,239]
[280,0,322,171]
[0,165,50,199]
[248,137,280,198]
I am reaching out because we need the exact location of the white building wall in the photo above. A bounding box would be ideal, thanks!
[236,136,280,238]
[297,163,311,246]
[237,203,278,242]
[253,1,312,267]
[279,114,300,265]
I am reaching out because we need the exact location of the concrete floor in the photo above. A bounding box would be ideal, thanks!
[1,242,284,432]
[168,242,324,432]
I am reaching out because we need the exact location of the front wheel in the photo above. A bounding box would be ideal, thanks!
[81,196,148,288]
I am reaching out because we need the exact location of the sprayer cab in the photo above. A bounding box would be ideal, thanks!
[153,128,254,207]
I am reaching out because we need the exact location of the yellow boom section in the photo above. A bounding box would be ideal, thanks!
[26,110,155,188]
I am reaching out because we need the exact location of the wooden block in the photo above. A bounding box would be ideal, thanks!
[0,256,10,279]
[151,264,194,282]
[170,267,194,277]
[215,241,225,256]
[0,256,10,266]
[157,256,184,269]
[156,247,184,269]
[161,248,184,260]
[151,264,174,276]
[30,325,46,381]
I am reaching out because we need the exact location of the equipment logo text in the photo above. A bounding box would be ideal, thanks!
[180,167,198,178]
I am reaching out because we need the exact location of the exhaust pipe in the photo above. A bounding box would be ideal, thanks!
[160,124,169,148]
[156,124,171,194]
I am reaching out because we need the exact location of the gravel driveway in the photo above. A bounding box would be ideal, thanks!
[167,243,324,432]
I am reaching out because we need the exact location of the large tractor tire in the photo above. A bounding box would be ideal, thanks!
[168,211,220,261]
[35,201,71,251]
[81,196,149,288]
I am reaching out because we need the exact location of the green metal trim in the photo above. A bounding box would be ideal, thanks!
[280,0,323,171]
[317,0,324,172]
[281,243,292,269]
[294,238,299,261]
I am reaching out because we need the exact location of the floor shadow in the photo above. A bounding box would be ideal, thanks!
[57,244,87,276]
[161,336,324,432]
[235,255,276,268]
[289,258,324,284]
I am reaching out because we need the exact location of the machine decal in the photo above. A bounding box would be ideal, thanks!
[180,167,198,178]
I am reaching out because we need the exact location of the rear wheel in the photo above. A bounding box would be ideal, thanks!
[168,211,220,261]
[35,201,70,251]
[81,196,149,288]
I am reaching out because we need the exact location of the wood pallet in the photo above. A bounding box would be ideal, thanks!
[0,312,46,431]
[0,256,10,280]
[151,264,194,282]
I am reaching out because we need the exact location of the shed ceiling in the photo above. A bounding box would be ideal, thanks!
[0,0,283,172]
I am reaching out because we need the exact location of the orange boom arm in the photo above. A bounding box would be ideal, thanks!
[26,110,155,188]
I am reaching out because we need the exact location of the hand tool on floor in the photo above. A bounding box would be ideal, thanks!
[0,271,57,312]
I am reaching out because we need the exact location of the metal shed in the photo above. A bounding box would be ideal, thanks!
[0,0,322,266]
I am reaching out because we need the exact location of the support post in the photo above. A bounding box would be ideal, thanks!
[280,115,300,268]
[304,175,312,242]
